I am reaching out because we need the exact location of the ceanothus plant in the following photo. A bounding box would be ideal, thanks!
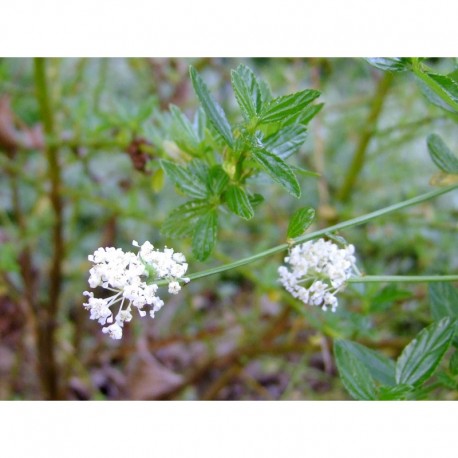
[82,61,458,400]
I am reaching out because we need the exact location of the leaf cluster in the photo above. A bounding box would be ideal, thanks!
[161,64,322,260]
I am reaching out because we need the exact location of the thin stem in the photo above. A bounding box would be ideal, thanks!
[349,275,458,283]
[337,71,394,202]
[34,58,63,400]
[175,184,458,284]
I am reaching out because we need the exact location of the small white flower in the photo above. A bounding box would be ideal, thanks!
[278,238,357,312]
[168,281,181,295]
[83,240,190,339]
[102,322,123,340]
[83,292,113,325]
[117,310,133,323]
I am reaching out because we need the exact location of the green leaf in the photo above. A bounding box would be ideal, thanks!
[427,134,458,174]
[225,185,254,220]
[192,209,218,261]
[251,148,301,198]
[417,71,458,114]
[396,317,456,387]
[279,102,323,128]
[162,200,211,238]
[296,103,324,125]
[427,72,458,104]
[290,165,320,178]
[334,339,377,400]
[189,66,234,148]
[449,349,458,375]
[258,79,273,105]
[207,165,229,196]
[378,384,413,400]
[429,282,458,321]
[170,105,201,155]
[161,160,208,199]
[287,207,315,239]
[429,282,458,345]
[259,89,320,125]
[334,339,396,386]
[188,161,214,188]
[263,124,308,160]
[365,58,410,72]
[231,64,262,121]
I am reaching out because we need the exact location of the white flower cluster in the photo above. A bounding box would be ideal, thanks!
[278,238,357,312]
[83,241,189,339]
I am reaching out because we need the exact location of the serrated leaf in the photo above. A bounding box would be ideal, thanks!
[259,89,320,124]
[297,103,324,125]
[396,317,456,387]
[231,65,262,121]
[417,71,458,114]
[365,58,410,72]
[161,160,208,199]
[207,165,229,196]
[169,105,200,155]
[162,200,211,238]
[251,148,301,198]
[189,66,234,148]
[225,185,254,220]
[258,79,273,105]
[279,102,323,128]
[192,210,218,261]
[334,339,377,400]
[427,134,458,174]
[263,124,308,160]
[188,160,211,186]
[427,72,458,104]
[334,339,396,386]
[287,207,315,239]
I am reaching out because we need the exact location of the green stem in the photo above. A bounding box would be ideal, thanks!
[349,275,458,283]
[34,58,63,400]
[161,184,458,285]
[337,71,394,202]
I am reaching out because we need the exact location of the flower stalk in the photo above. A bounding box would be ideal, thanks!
[158,184,458,286]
